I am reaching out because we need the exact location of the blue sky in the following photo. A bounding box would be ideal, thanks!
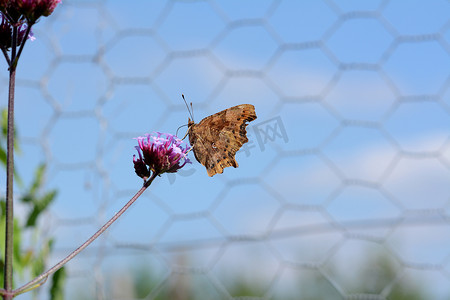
[1,0,450,299]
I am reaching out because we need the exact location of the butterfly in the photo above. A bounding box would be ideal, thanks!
[183,96,257,177]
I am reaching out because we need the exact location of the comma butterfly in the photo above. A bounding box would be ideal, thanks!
[184,96,257,177]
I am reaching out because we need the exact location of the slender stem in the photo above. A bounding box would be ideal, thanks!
[3,24,18,300]
[12,22,32,70]
[13,173,159,296]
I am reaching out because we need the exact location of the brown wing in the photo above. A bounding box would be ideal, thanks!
[188,104,257,177]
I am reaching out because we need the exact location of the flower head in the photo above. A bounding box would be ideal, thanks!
[133,132,191,179]
[10,0,61,23]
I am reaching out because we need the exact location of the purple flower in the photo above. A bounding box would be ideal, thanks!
[10,0,61,23]
[133,132,191,179]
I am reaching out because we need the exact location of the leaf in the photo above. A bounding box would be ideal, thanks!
[26,190,57,227]
[1,109,20,153]
[20,164,57,227]
[50,267,66,300]
[0,140,21,185]
[0,206,25,279]
[0,199,5,217]
[1,109,7,139]
[13,218,23,270]
[0,146,6,169]
[31,238,53,278]
[30,164,46,196]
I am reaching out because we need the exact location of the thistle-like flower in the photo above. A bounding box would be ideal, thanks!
[133,132,191,179]
[9,0,61,23]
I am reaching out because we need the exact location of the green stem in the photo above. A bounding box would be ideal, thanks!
[13,172,159,296]
[3,26,18,300]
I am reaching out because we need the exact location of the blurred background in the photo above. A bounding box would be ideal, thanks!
[1,0,450,299]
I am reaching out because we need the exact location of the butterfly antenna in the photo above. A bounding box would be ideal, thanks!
[181,94,194,121]
[190,102,194,121]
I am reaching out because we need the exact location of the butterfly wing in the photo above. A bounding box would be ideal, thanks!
[188,104,257,177]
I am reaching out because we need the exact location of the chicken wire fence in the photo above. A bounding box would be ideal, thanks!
[3,0,450,299]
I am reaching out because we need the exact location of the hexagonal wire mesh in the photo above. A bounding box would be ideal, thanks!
[2,0,450,299]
